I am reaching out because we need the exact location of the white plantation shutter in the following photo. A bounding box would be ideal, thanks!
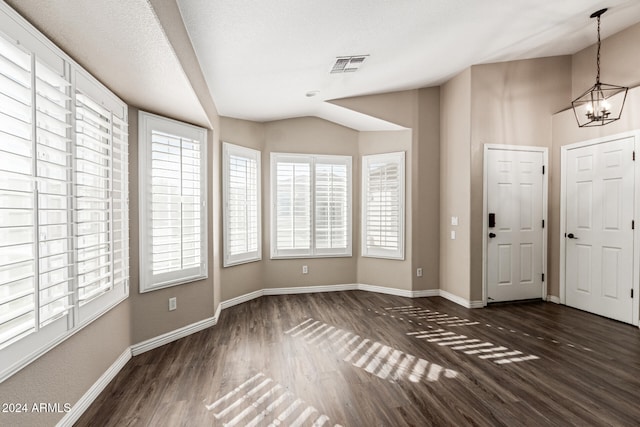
[74,73,128,325]
[272,155,311,257]
[0,6,129,383]
[112,115,129,292]
[223,143,261,266]
[362,152,405,260]
[75,91,112,305]
[36,59,73,328]
[271,153,351,258]
[0,35,37,350]
[314,157,351,255]
[138,112,207,292]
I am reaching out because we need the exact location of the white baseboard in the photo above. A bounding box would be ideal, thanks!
[131,315,218,356]
[358,283,413,298]
[547,295,561,304]
[468,300,486,309]
[56,347,132,427]
[221,284,474,310]
[220,289,264,310]
[265,284,358,295]
[411,289,440,298]
[438,289,484,309]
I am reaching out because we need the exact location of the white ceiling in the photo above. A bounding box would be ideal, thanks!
[5,0,210,128]
[6,0,640,131]
[177,0,640,129]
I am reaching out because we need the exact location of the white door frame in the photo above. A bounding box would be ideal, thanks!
[560,131,640,327]
[482,144,549,306]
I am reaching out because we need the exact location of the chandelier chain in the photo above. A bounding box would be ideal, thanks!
[596,14,601,84]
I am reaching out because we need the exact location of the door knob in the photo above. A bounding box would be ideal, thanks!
[489,232,496,238]
[567,233,578,239]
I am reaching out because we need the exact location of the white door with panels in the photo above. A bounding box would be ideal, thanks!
[564,137,635,324]
[485,147,546,303]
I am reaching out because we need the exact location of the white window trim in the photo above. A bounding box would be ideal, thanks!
[361,151,405,260]
[223,142,262,267]
[0,2,129,383]
[138,112,208,292]
[270,153,352,259]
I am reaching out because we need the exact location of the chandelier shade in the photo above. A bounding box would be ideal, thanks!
[572,82,628,127]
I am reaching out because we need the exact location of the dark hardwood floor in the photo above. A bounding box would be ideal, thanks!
[76,291,640,426]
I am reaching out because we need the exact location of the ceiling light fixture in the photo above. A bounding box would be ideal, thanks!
[572,8,627,127]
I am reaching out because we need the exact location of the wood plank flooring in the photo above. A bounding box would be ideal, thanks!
[75,291,640,426]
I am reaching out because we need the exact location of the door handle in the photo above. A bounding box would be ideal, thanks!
[489,232,496,238]
[566,233,578,239]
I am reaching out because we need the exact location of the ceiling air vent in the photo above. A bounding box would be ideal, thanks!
[331,55,368,73]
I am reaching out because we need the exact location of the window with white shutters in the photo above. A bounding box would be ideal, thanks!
[223,143,261,266]
[315,158,349,255]
[138,112,207,292]
[362,152,405,260]
[0,1,129,383]
[271,153,351,258]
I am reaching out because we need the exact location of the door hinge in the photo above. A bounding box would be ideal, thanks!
[542,165,545,174]
[633,151,636,161]
[542,219,545,228]
[632,289,634,298]
[542,273,545,282]
[633,220,635,230]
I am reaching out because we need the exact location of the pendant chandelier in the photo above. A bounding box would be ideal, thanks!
[571,8,628,127]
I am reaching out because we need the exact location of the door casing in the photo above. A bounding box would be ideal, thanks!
[482,144,548,306]
[560,131,640,327]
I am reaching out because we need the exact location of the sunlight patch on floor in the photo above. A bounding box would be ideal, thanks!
[286,318,459,384]
[405,326,539,365]
[382,306,480,326]
[205,373,342,427]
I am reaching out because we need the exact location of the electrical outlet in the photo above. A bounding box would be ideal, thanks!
[302,265,309,274]
[451,216,458,226]
[417,268,423,277]
[169,297,177,311]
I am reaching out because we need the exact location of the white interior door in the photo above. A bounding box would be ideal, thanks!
[565,137,635,323]
[486,148,545,302]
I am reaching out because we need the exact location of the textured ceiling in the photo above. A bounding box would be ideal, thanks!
[177,0,640,129]
[5,0,640,131]
[5,0,210,128]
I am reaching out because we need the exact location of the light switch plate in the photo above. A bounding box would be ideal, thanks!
[450,230,456,240]
[451,216,458,226]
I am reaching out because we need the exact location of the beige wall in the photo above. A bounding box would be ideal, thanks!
[330,90,418,129]
[572,21,640,100]
[414,87,441,291]
[219,118,266,300]
[0,302,131,427]
[358,130,413,289]
[262,117,360,289]
[330,89,442,291]
[440,68,472,300]
[469,57,572,300]
[129,107,218,343]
